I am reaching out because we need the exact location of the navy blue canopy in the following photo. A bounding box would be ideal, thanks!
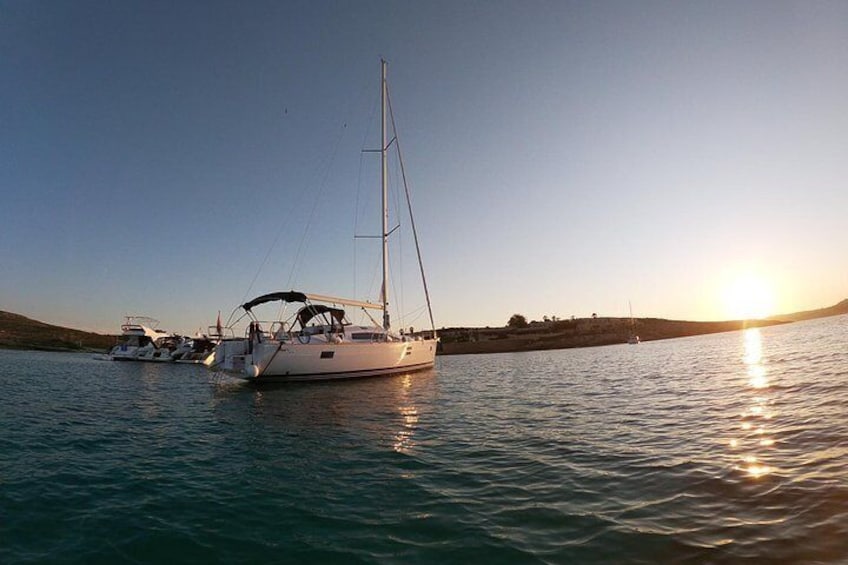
[241,291,308,311]
[296,305,346,327]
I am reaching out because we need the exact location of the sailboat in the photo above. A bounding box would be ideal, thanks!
[212,60,438,382]
[627,301,640,344]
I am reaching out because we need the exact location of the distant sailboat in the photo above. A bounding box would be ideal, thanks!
[628,302,640,344]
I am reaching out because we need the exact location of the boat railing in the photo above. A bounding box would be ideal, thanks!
[208,325,236,340]
[269,321,292,341]
[244,320,289,342]
[245,321,353,344]
[244,320,435,345]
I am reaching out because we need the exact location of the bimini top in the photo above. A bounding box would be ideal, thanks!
[296,305,346,327]
[241,291,308,311]
[241,291,384,312]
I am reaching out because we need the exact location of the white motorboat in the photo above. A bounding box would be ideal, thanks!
[172,335,217,365]
[109,316,178,361]
[214,61,438,382]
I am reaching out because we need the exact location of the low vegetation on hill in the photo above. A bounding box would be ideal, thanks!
[768,299,848,322]
[438,316,784,355]
[0,311,115,352]
[438,299,847,355]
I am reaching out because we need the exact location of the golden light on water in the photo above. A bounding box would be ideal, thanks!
[744,329,769,389]
[743,330,762,363]
[393,374,419,454]
[746,463,772,478]
[727,328,776,480]
[740,455,773,478]
[749,377,768,390]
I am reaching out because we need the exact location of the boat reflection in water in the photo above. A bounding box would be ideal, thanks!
[211,369,437,455]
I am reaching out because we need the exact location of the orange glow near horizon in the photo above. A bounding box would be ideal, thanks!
[721,273,776,320]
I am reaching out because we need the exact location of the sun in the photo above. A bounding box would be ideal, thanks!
[722,273,776,320]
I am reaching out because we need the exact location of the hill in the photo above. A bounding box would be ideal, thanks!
[438,298,848,356]
[768,299,848,322]
[0,311,115,352]
[438,317,783,355]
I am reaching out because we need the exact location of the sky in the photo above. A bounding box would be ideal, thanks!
[2,0,847,335]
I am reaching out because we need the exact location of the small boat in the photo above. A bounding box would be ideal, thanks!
[214,60,438,382]
[172,335,217,365]
[109,316,179,361]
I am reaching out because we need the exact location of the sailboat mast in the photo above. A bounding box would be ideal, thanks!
[381,59,390,330]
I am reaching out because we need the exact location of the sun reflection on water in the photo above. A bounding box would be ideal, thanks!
[730,328,777,479]
[393,374,419,454]
[744,329,769,389]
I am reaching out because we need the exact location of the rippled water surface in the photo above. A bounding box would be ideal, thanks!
[2,316,847,563]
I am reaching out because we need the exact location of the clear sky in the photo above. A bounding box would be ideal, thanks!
[2,0,846,335]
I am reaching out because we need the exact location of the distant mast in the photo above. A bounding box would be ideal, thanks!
[628,301,640,344]
[381,59,390,330]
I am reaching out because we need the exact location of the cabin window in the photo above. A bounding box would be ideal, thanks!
[320,351,335,359]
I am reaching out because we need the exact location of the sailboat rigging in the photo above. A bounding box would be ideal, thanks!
[212,60,438,381]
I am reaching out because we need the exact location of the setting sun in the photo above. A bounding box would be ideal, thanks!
[722,274,776,320]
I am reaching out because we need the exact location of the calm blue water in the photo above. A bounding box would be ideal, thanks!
[2,316,847,563]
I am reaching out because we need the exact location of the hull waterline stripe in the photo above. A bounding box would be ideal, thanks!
[254,361,434,380]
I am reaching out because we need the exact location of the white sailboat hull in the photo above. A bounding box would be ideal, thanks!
[215,337,437,382]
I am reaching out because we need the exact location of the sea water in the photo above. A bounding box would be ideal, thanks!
[1,316,846,563]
